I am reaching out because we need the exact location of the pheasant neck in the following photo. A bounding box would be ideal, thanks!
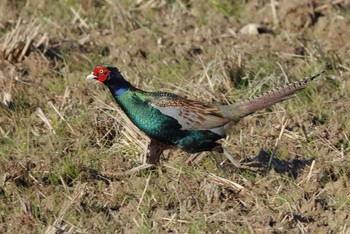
[106,78,132,97]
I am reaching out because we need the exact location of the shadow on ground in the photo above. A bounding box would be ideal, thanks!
[241,149,314,178]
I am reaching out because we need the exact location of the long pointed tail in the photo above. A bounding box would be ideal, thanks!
[220,70,325,121]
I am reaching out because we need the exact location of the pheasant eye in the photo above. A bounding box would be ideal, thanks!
[99,69,104,74]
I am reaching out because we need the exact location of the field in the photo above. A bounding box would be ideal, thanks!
[1,0,350,233]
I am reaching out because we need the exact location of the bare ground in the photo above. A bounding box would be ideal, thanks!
[0,0,350,233]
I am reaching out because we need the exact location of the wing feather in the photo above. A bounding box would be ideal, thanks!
[147,93,230,131]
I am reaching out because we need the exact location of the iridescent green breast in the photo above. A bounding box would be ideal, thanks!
[115,91,182,141]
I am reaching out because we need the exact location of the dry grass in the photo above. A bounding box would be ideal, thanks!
[1,0,350,233]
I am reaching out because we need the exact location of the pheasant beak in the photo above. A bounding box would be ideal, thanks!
[86,72,97,80]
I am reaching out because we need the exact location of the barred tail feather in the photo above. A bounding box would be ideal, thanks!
[220,70,324,121]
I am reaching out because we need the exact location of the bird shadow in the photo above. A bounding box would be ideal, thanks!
[238,149,314,178]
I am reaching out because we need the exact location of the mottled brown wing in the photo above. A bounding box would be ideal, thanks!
[150,98,230,130]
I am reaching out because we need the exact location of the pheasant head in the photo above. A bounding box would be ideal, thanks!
[86,65,132,96]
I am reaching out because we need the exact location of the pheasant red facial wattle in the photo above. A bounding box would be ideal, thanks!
[87,65,324,166]
[93,65,111,83]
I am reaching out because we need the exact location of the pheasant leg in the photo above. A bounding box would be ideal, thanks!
[212,145,241,168]
[146,138,168,165]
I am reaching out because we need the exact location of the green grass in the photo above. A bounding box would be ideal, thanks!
[211,0,245,18]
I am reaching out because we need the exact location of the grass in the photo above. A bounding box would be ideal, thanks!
[1,0,350,233]
[211,0,246,18]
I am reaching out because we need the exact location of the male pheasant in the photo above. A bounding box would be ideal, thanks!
[87,65,324,167]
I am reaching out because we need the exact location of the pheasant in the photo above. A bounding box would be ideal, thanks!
[87,65,324,167]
